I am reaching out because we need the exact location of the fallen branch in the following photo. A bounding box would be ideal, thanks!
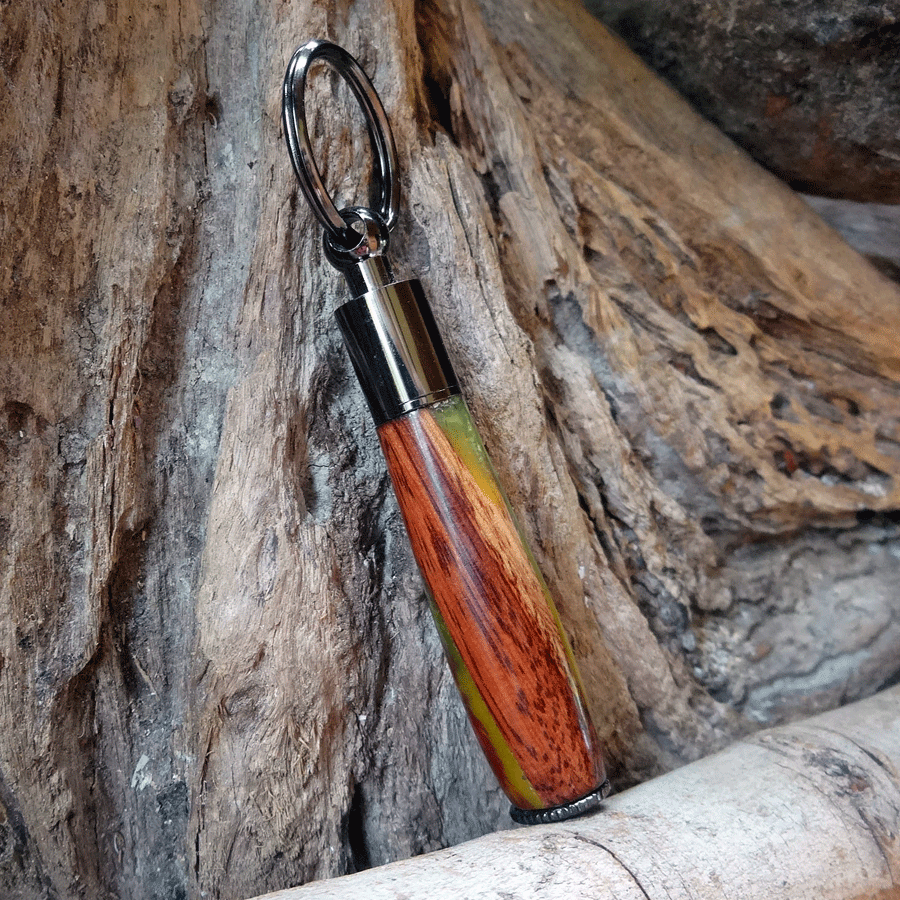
[253,687,900,899]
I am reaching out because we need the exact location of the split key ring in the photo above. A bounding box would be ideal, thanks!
[282,40,400,252]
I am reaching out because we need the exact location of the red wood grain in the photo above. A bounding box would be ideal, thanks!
[379,406,606,807]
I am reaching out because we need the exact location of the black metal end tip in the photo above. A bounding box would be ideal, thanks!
[510,779,611,826]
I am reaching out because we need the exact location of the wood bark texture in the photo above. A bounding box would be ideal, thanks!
[583,0,900,202]
[1,0,899,898]
[804,196,900,283]
[251,687,900,899]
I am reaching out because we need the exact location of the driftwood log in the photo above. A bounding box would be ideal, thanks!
[584,0,900,202]
[1,0,899,898]
[804,196,900,283]
[253,687,900,899]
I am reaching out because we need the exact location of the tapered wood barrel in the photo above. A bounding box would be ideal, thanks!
[378,395,607,813]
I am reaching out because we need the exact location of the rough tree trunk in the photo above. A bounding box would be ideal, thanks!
[1,0,899,899]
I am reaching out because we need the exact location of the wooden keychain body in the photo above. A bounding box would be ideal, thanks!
[282,39,609,823]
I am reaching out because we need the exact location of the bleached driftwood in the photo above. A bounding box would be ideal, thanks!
[255,688,900,899]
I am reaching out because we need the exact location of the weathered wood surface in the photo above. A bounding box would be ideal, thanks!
[804,196,900,282]
[584,0,900,202]
[253,687,900,899]
[1,0,900,898]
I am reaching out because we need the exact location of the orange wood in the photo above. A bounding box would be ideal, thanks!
[379,407,605,807]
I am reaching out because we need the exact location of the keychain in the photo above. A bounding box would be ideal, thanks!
[282,39,610,824]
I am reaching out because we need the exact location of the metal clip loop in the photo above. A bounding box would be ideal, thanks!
[282,40,400,251]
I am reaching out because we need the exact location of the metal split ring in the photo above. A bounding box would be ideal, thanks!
[322,205,391,270]
[282,39,400,250]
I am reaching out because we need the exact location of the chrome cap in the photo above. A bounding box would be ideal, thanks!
[336,278,460,426]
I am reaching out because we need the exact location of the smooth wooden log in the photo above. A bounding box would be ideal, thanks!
[252,687,900,899]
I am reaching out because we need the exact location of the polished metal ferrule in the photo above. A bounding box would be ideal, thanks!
[335,257,460,426]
